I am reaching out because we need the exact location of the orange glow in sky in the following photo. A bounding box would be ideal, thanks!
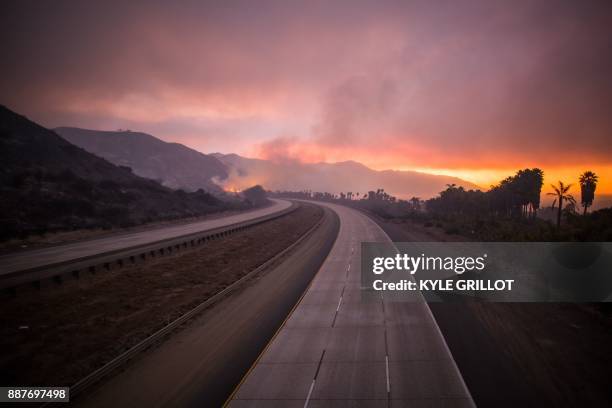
[248,139,612,194]
[2,1,611,197]
[408,166,612,195]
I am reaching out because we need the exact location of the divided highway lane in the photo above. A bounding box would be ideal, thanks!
[0,198,292,277]
[76,204,340,408]
[229,201,475,407]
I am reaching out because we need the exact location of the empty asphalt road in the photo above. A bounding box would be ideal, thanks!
[72,200,473,407]
[229,201,475,407]
[0,198,291,276]
[75,204,339,408]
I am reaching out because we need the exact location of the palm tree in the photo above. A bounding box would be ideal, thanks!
[579,171,598,215]
[547,181,576,227]
[526,168,544,218]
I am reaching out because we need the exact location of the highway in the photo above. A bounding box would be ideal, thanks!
[75,204,340,408]
[0,198,291,276]
[74,201,474,407]
[229,201,475,407]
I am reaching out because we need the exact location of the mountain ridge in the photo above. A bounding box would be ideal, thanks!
[213,153,480,198]
[55,126,480,199]
[56,127,228,193]
[0,106,228,239]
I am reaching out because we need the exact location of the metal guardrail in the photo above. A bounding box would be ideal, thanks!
[41,202,329,406]
[1,201,298,292]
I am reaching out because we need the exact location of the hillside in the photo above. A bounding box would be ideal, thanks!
[50,125,479,200]
[55,127,227,193]
[0,106,228,240]
[213,153,480,198]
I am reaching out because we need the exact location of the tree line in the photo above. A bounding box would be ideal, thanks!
[274,169,600,228]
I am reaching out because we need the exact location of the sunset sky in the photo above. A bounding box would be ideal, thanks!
[2,0,611,193]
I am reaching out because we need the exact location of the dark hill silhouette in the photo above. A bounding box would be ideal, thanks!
[55,127,227,193]
[0,106,227,240]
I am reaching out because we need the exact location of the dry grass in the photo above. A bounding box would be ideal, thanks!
[469,302,612,406]
[0,203,322,386]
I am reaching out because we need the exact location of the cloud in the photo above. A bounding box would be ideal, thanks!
[256,136,328,164]
[310,1,612,168]
[1,0,611,174]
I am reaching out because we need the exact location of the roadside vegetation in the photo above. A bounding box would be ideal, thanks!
[274,169,611,241]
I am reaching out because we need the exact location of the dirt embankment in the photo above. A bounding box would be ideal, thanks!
[0,203,323,387]
[372,216,612,407]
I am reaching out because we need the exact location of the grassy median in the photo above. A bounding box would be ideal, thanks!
[0,202,323,386]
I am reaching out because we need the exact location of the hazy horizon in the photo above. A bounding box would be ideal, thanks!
[50,124,611,210]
